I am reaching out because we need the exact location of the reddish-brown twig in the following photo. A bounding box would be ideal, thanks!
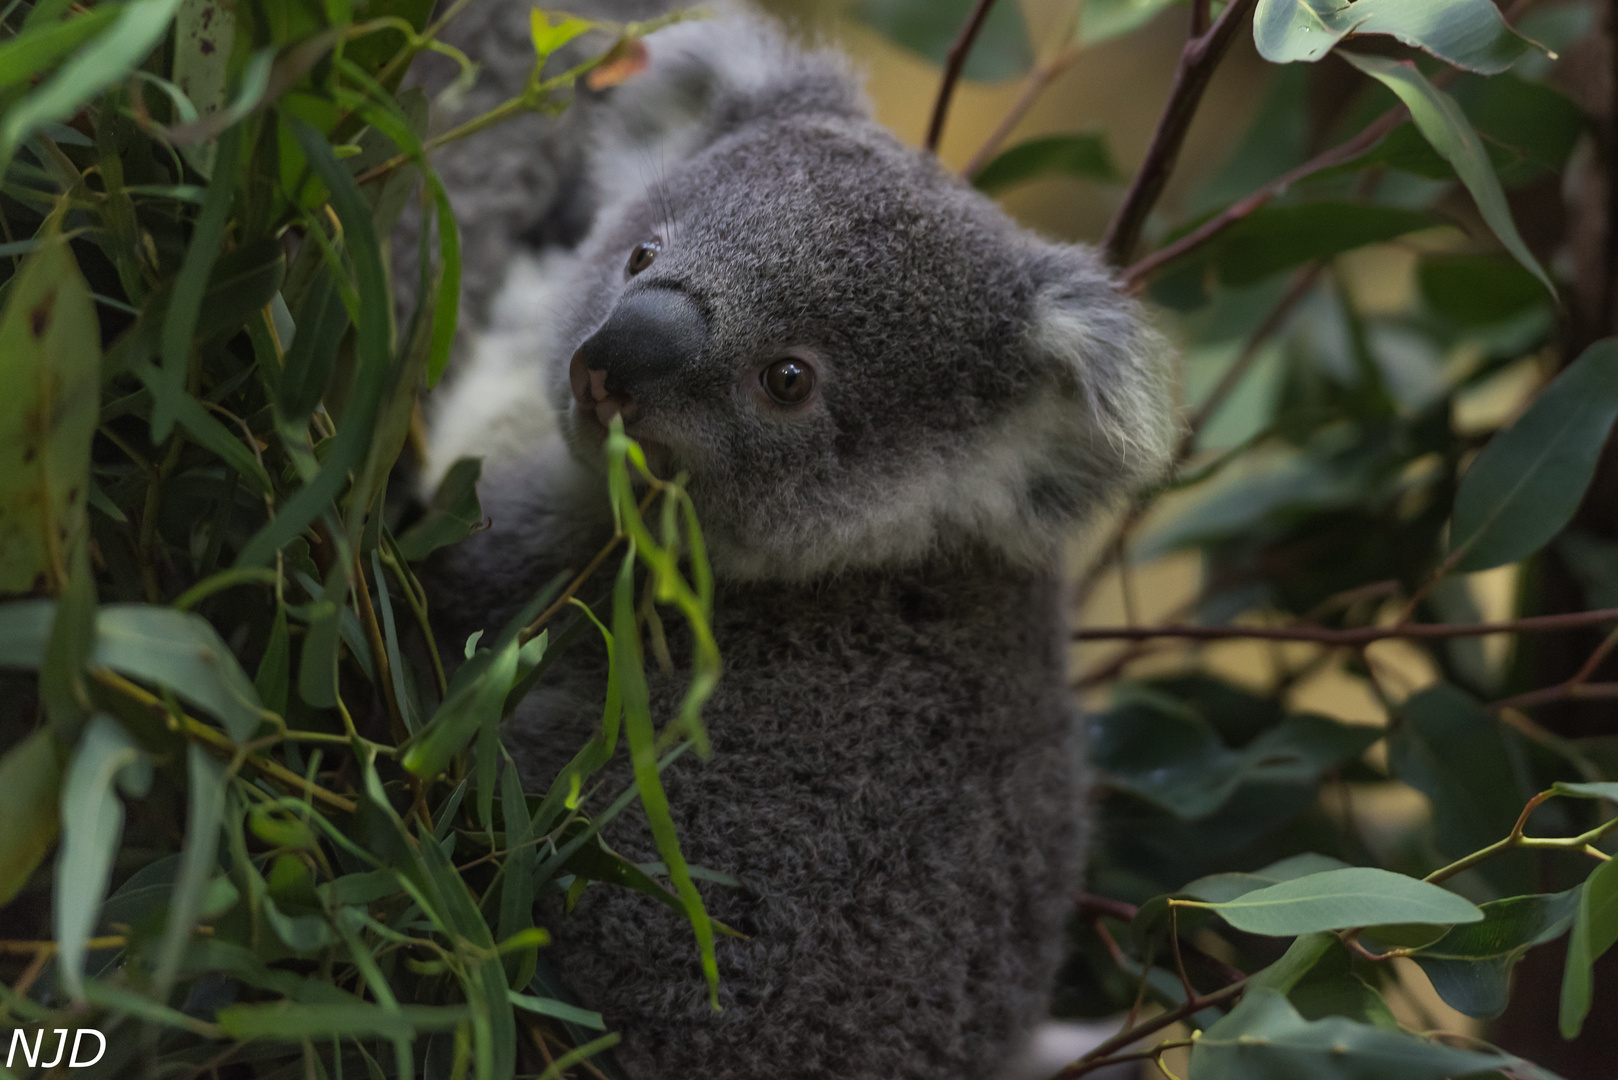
[1075,608,1618,644]
[1101,0,1260,266]
[961,39,1083,178]
[925,0,1001,153]
[1493,681,1618,713]
[1121,108,1405,289]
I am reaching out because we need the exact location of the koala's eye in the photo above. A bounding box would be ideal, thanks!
[762,357,815,406]
[626,239,662,276]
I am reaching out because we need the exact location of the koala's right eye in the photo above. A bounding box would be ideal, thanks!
[625,239,662,277]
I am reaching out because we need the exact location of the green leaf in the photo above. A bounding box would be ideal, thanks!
[1552,781,1618,802]
[1248,932,1337,994]
[236,122,392,568]
[1253,0,1530,74]
[1448,339,1618,571]
[852,0,1032,82]
[1560,856,1618,1038]
[151,745,228,997]
[1080,0,1178,45]
[613,547,720,1005]
[130,358,274,495]
[497,759,537,988]
[56,715,152,1001]
[172,0,235,174]
[0,728,62,906]
[529,10,594,61]
[153,122,240,440]
[1194,867,1483,935]
[216,1002,470,1041]
[1184,853,1354,903]
[0,600,270,739]
[0,0,183,171]
[1418,253,1547,326]
[971,133,1116,193]
[0,6,122,94]
[402,640,519,782]
[277,264,349,422]
[1191,987,1553,1079]
[1207,203,1437,287]
[95,603,271,740]
[1387,684,1523,859]
[1414,888,1581,1018]
[1341,52,1553,295]
[396,457,483,561]
[254,606,291,717]
[0,232,99,593]
[506,991,604,1031]
[1092,690,1377,819]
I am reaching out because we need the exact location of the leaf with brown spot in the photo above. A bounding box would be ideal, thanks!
[0,234,100,593]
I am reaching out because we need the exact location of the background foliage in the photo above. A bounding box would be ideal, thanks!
[2,0,1618,1079]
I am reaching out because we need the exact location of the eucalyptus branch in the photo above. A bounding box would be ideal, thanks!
[354,12,697,188]
[1050,979,1246,1079]
[91,669,359,815]
[962,43,1083,178]
[1101,0,1260,267]
[1074,607,1618,645]
[1120,108,1405,288]
[1425,789,1617,885]
[925,0,1001,153]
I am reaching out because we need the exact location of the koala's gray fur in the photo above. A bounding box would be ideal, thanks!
[425,6,1175,1078]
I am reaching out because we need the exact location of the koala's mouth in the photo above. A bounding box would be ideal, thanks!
[567,348,675,474]
[570,349,641,429]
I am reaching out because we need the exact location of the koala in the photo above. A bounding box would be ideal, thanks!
[422,6,1175,1079]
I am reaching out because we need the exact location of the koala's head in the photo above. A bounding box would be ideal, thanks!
[540,23,1174,582]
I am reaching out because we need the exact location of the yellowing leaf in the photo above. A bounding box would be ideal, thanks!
[0,233,100,593]
[530,9,594,62]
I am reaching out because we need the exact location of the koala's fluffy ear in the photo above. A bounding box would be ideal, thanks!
[1023,243,1178,503]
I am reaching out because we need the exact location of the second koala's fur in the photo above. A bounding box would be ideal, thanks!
[426,7,1175,1078]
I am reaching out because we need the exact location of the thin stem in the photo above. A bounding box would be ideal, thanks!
[91,670,358,815]
[1425,789,1618,885]
[1492,681,1618,712]
[1121,107,1405,287]
[1075,607,1618,645]
[925,0,1001,153]
[1052,980,1247,1078]
[353,553,407,742]
[962,47,1083,177]
[1101,0,1260,266]
[519,488,659,644]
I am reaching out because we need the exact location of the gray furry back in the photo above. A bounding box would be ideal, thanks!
[423,3,1175,1078]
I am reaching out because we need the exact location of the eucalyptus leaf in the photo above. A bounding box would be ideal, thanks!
[971,133,1116,193]
[1560,856,1618,1039]
[1342,52,1552,295]
[1414,888,1581,1018]
[56,715,152,1001]
[1195,867,1483,935]
[0,727,62,906]
[1191,987,1557,1079]
[1253,0,1530,74]
[1449,339,1618,572]
[0,231,99,593]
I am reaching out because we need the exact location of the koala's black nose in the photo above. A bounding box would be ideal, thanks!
[574,288,708,402]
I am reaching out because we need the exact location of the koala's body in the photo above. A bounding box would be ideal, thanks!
[425,6,1174,1079]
